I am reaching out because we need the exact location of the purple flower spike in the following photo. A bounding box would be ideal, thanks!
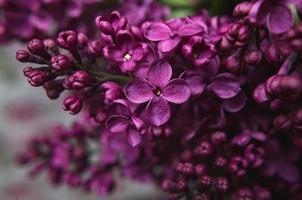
[124,59,190,126]
[104,31,146,73]
[249,0,301,34]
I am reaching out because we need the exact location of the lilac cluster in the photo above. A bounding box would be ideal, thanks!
[15,0,302,199]
[0,0,169,42]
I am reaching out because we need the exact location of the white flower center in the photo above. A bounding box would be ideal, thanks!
[124,53,132,61]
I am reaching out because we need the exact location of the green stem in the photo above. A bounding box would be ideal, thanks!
[88,69,131,84]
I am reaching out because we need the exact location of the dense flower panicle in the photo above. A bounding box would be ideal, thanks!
[13,0,302,199]
[0,0,169,42]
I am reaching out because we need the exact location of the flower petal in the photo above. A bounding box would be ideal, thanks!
[268,3,293,34]
[144,22,172,41]
[180,70,206,96]
[222,91,247,113]
[146,96,171,126]
[147,59,172,87]
[209,73,241,99]
[127,128,142,147]
[278,162,300,183]
[248,0,267,24]
[105,45,124,61]
[178,24,204,36]
[106,116,129,133]
[121,60,136,73]
[158,37,181,53]
[162,79,191,104]
[124,79,154,104]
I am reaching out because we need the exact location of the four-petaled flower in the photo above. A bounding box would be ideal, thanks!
[104,30,146,73]
[124,59,191,126]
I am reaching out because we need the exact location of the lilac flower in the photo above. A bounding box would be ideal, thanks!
[249,0,302,34]
[144,20,205,53]
[124,59,190,126]
[182,36,216,69]
[103,31,146,73]
[106,99,144,147]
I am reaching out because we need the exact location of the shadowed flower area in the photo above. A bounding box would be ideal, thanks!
[0,0,302,199]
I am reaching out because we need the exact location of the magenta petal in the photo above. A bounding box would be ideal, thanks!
[268,3,293,34]
[180,70,206,96]
[106,116,129,133]
[106,46,123,61]
[158,38,181,53]
[121,60,136,73]
[178,24,204,36]
[278,162,300,183]
[222,92,247,113]
[131,47,144,61]
[148,59,172,87]
[146,97,171,126]
[144,22,172,41]
[209,73,241,99]
[248,0,267,23]
[124,79,154,104]
[131,116,144,130]
[253,84,269,103]
[127,128,142,147]
[162,79,191,104]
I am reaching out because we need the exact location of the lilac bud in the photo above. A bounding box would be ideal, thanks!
[195,164,206,175]
[43,79,64,100]
[234,187,254,200]
[265,75,282,96]
[77,33,88,48]
[194,141,213,157]
[215,177,229,193]
[88,40,103,56]
[16,50,30,62]
[233,1,252,17]
[214,156,227,168]
[227,23,249,47]
[219,36,232,51]
[181,162,194,176]
[63,96,82,115]
[223,52,241,72]
[244,49,262,65]
[68,70,92,89]
[294,109,302,127]
[23,67,54,87]
[101,81,122,103]
[51,55,72,71]
[27,39,45,55]
[229,156,247,177]
[200,175,212,188]
[43,39,59,55]
[211,131,227,145]
[264,43,280,63]
[273,115,292,131]
[98,20,115,35]
[57,30,78,49]
[162,180,177,192]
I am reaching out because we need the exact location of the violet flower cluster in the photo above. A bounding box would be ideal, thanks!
[14,0,302,199]
[0,0,169,42]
